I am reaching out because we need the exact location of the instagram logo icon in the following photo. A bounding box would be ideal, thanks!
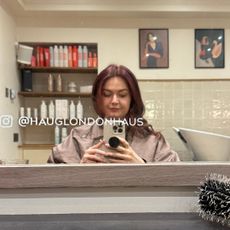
[0,115,13,128]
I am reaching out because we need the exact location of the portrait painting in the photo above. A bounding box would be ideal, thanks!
[195,29,224,68]
[139,29,169,68]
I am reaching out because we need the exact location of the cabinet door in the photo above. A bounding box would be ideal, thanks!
[23,149,51,164]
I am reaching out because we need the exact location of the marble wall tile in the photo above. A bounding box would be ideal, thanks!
[139,80,230,161]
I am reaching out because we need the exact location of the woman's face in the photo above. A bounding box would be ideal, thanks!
[98,76,131,119]
[148,33,155,42]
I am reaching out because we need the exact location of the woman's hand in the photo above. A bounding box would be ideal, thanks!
[103,138,146,164]
[80,140,108,163]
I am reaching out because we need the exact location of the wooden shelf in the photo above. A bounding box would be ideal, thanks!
[18,144,54,149]
[18,66,97,73]
[18,92,92,97]
[19,42,97,47]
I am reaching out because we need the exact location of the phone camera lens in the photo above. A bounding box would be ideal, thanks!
[118,128,123,133]
[108,136,120,148]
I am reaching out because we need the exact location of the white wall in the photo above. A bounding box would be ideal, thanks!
[0,3,21,161]
[16,26,230,80]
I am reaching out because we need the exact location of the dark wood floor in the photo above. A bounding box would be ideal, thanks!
[0,213,228,230]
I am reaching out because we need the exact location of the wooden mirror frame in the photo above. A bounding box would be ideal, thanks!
[0,162,229,189]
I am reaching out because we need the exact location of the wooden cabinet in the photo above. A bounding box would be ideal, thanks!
[18,42,98,161]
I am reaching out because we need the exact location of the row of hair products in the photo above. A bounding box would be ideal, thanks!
[48,74,62,92]
[32,45,98,68]
[47,74,77,93]
[40,99,83,120]
[19,99,83,120]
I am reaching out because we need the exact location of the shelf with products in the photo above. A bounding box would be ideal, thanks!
[18,42,98,69]
[17,42,98,156]
[19,71,95,97]
[19,97,97,145]
[18,42,98,94]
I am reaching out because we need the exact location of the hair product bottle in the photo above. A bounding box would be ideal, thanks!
[40,100,47,119]
[33,108,38,118]
[83,45,88,67]
[48,100,55,119]
[76,98,83,119]
[49,46,54,67]
[54,45,59,67]
[93,52,98,67]
[61,127,67,143]
[56,74,62,92]
[63,45,68,67]
[19,107,24,117]
[54,126,60,144]
[68,46,73,67]
[72,45,78,67]
[69,100,75,119]
[26,107,31,118]
[48,74,54,92]
[88,52,92,67]
[59,45,63,67]
[78,45,83,67]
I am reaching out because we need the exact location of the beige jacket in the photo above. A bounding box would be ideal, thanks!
[48,124,180,163]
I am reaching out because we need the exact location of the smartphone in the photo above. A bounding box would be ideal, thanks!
[103,120,126,148]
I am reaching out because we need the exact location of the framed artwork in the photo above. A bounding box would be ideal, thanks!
[195,29,224,68]
[139,28,169,68]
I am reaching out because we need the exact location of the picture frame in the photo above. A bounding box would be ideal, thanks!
[139,29,169,69]
[195,29,224,68]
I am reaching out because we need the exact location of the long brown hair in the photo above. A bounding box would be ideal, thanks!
[92,64,160,138]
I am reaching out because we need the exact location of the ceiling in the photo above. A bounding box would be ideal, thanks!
[2,0,230,27]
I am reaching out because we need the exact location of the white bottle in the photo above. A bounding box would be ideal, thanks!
[78,45,83,67]
[49,46,54,67]
[48,74,54,92]
[49,100,55,119]
[26,107,31,118]
[54,126,60,145]
[61,127,67,143]
[19,107,24,117]
[56,74,62,92]
[83,45,88,67]
[76,98,83,119]
[54,45,59,67]
[33,108,38,118]
[40,100,47,119]
[69,100,75,119]
[63,45,68,67]
[59,45,64,67]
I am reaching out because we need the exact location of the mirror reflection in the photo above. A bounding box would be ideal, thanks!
[2,63,230,164]
[0,44,230,164]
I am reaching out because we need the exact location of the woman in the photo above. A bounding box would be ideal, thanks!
[145,33,163,67]
[48,64,179,163]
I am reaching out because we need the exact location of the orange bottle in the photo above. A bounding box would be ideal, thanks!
[92,52,98,67]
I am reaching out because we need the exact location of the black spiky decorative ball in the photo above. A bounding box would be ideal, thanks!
[198,173,230,227]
